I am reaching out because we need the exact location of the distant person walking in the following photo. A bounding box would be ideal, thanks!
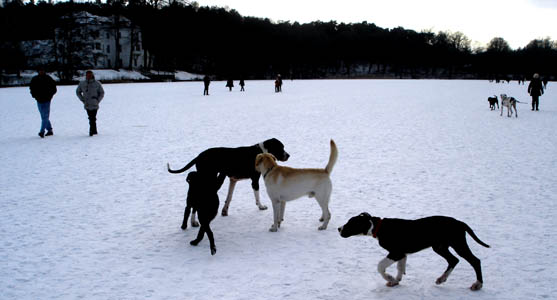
[239,78,245,91]
[76,70,105,136]
[203,75,211,95]
[29,67,57,138]
[226,79,234,91]
[275,74,282,92]
[528,73,544,111]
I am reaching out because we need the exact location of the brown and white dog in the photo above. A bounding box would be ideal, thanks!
[500,94,519,117]
[255,140,338,232]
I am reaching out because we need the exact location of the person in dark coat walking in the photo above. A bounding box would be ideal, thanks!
[29,68,57,138]
[203,75,210,95]
[76,70,105,136]
[239,78,245,91]
[226,79,234,91]
[528,73,544,111]
[275,74,282,92]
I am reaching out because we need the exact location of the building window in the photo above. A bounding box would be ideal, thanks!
[107,45,110,53]
[95,43,101,50]
[106,33,110,39]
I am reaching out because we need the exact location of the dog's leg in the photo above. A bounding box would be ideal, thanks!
[395,256,407,282]
[251,177,267,210]
[205,225,217,255]
[181,206,192,230]
[377,257,399,287]
[254,189,267,210]
[514,104,518,118]
[269,199,281,232]
[190,227,205,246]
[191,208,199,227]
[221,178,237,216]
[316,192,331,230]
[432,245,459,285]
[452,240,484,291]
[279,201,286,225]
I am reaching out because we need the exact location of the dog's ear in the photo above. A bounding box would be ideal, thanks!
[269,154,277,161]
[255,154,264,169]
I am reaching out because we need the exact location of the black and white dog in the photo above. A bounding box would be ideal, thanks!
[183,171,223,255]
[500,93,521,118]
[487,95,499,110]
[338,213,490,291]
[168,138,290,218]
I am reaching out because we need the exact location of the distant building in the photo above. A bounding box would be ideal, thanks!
[21,11,145,71]
[57,11,145,70]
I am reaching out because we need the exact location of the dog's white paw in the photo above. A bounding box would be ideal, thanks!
[269,225,278,232]
[318,224,327,230]
[385,275,399,287]
[470,281,483,291]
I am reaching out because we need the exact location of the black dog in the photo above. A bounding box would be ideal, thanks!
[488,95,499,110]
[168,138,290,216]
[339,213,490,291]
[183,171,223,255]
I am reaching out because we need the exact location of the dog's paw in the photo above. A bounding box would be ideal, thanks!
[190,240,200,246]
[470,281,483,291]
[181,224,187,230]
[318,224,327,230]
[385,275,399,287]
[221,209,228,217]
[211,247,217,255]
[258,205,268,210]
[436,273,449,285]
[269,225,278,232]
[191,221,200,227]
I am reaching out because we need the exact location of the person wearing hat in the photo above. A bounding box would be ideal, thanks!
[76,70,105,136]
[29,67,57,138]
[528,73,544,111]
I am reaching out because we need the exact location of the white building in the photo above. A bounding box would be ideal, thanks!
[60,11,145,70]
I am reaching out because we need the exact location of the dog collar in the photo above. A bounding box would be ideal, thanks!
[263,166,274,179]
[372,218,382,238]
[258,142,268,153]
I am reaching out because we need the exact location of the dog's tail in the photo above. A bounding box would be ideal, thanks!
[167,157,197,174]
[325,139,338,174]
[465,224,490,248]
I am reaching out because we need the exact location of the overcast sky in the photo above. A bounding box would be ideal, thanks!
[194,0,557,49]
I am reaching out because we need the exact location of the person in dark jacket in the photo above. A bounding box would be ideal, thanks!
[203,75,210,95]
[239,78,245,91]
[226,79,234,91]
[528,73,544,111]
[76,70,105,136]
[29,68,57,138]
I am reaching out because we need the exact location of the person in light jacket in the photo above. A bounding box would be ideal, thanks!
[76,70,105,136]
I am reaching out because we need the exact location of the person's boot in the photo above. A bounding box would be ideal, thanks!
[38,132,45,138]
[46,130,53,136]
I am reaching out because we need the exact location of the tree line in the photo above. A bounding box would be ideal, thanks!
[1,0,556,80]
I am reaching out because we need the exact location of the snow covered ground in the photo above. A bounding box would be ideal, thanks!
[1,79,556,300]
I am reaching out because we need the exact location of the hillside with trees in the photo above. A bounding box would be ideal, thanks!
[1,0,556,82]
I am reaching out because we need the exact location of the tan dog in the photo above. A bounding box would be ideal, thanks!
[255,140,338,232]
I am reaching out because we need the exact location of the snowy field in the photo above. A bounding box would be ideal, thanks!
[1,79,556,300]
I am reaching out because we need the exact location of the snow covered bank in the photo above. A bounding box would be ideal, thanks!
[1,79,556,299]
